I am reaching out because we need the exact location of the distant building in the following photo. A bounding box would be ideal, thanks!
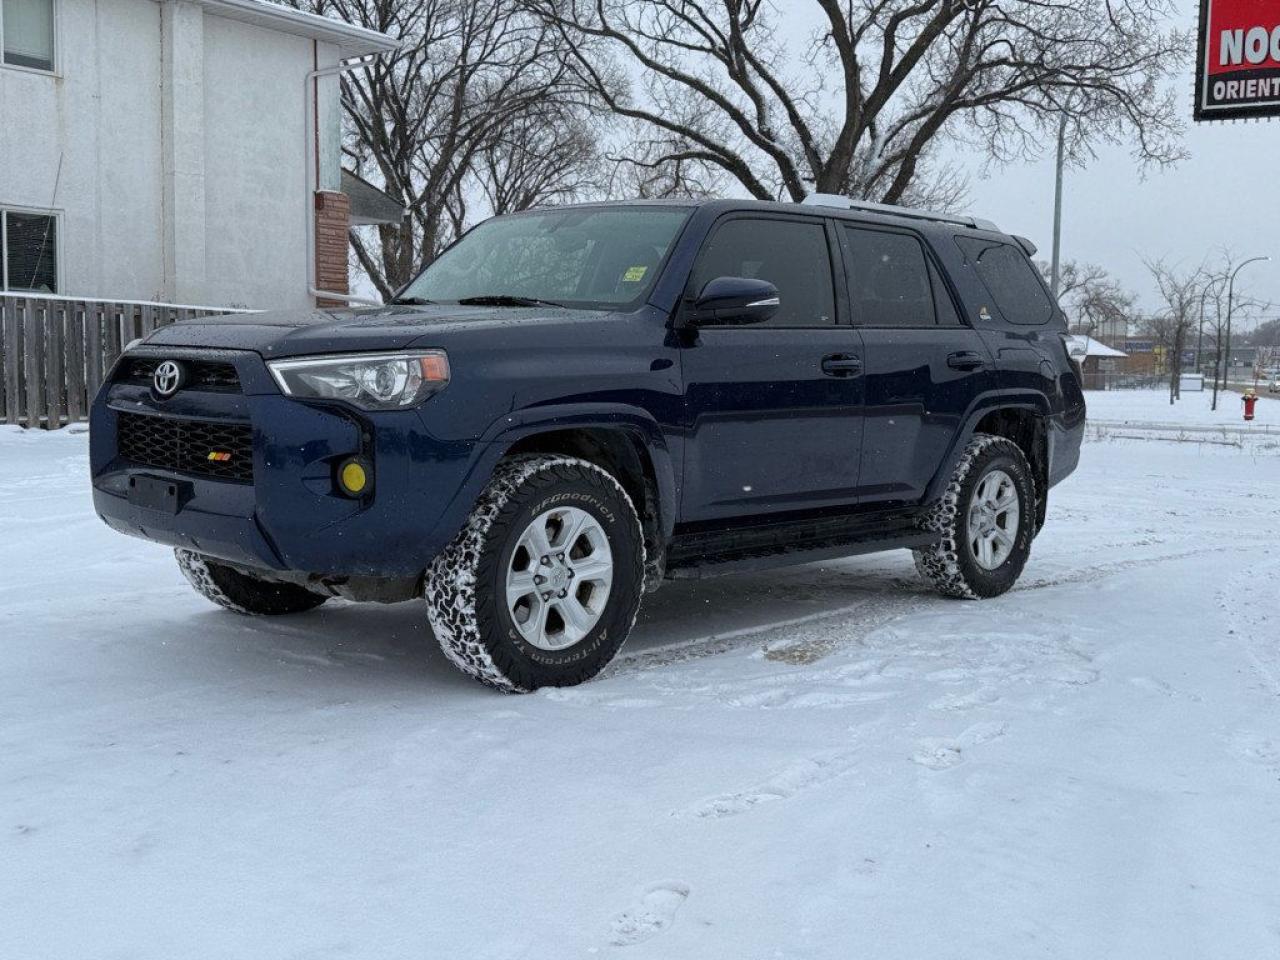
[1066,334,1128,389]
[0,0,400,309]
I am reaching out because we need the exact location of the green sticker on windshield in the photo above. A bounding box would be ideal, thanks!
[622,266,648,282]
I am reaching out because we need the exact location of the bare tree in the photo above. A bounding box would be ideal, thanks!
[523,0,1186,206]
[601,117,729,198]
[297,0,602,299]
[1041,260,1136,342]
[1143,261,1203,404]
[1197,255,1271,409]
[471,105,600,218]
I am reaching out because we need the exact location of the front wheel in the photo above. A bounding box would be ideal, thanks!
[912,433,1035,599]
[424,455,645,692]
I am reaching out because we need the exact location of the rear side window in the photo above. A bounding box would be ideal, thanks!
[842,226,938,327]
[956,237,1053,325]
[690,218,835,326]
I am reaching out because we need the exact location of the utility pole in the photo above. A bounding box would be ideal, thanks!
[1213,256,1269,411]
[1050,111,1068,299]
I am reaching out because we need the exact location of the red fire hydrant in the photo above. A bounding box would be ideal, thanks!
[1242,388,1259,421]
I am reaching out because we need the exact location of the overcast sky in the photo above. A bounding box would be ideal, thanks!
[962,118,1280,328]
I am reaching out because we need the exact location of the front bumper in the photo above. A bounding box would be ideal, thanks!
[91,348,491,577]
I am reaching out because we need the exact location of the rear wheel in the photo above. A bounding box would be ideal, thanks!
[176,550,328,615]
[912,433,1035,599]
[424,455,645,692]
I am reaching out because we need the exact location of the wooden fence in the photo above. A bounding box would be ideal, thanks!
[0,294,253,429]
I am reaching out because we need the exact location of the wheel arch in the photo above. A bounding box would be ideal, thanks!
[927,393,1051,532]
[482,406,677,589]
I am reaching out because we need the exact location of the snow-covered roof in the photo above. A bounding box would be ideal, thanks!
[196,0,399,57]
[1066,335,1127,359]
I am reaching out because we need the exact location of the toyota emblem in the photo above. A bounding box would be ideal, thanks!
[152,360,186,398]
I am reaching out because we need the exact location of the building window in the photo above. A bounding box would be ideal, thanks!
[2,0,55,72]
[1,209,58,293]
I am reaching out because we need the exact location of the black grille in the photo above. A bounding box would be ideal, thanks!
[117,357,242,392]
[117,412,254,483]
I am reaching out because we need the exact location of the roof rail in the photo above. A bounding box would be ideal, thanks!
[800,193,1000,232]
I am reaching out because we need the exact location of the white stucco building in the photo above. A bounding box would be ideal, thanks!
[0,0,398,309]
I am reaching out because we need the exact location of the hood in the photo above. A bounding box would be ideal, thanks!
[143,303,608,358]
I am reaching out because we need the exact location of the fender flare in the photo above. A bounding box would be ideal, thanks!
[475,403,678,537]
[923,390,1052,505]
[417,405,678,567]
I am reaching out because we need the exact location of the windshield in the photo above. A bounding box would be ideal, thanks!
[398,206,692,311]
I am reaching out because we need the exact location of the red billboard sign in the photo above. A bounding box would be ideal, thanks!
[1195,0,1280,121]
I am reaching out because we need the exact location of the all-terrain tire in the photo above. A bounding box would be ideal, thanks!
[176,550,329,615]
[912,433,1035,600]
[424,455,645,692]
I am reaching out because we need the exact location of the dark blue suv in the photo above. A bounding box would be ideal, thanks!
[91,197,1085,691]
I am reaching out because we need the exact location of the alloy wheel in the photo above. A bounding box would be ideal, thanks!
[505,506,614,650]
[966,468,1020,571]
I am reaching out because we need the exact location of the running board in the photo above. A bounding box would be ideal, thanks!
[665,522,938,580]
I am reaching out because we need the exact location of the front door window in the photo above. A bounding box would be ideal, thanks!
[688,217,835,326]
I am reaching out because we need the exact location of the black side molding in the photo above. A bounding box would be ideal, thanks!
[665,509,938,580]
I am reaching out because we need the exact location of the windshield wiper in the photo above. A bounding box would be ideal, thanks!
[388,296,437,306]
[456,295,565,309]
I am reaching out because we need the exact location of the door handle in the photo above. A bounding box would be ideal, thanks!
[947,351,986,371]
[821,354,863,377]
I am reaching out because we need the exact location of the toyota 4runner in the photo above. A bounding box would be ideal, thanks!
[91,196,1086,691]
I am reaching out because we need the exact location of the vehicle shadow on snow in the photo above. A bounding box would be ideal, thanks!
[172,601,480,695]
[167,553,926,693]
[625,555,925,652]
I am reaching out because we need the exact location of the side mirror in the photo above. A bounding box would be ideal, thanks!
[686,277,780,327]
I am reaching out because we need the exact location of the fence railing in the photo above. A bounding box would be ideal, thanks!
[1080,371,1170,391]
[0,294,253,429]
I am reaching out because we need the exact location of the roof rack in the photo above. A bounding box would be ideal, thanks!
[800,193,1000,232]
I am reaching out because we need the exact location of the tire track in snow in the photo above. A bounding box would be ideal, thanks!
[1216,551,1280,699]
[604,581,926,677]
[611,544,1225,675]
[1015,545,1227,592]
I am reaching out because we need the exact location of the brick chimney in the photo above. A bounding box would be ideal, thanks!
[314,190,350,308]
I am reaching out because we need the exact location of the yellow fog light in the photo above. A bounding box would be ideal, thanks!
[337,458,371,497]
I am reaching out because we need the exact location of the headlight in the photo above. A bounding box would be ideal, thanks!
[267,350,449,410]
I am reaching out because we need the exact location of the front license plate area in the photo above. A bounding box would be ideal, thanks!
[127,475,187,514]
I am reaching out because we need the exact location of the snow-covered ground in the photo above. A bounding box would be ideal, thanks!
[3,403,1279,959]
[1086,385,1276,429]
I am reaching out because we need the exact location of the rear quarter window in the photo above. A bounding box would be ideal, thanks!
[955,237,1054,325]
